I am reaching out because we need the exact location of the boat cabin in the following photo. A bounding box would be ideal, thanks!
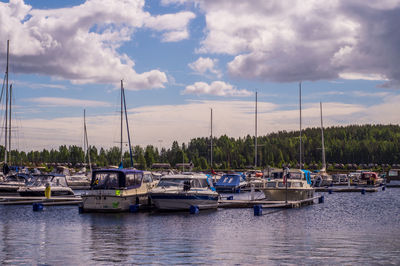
[156,174,214,190]
[90,169,153,190]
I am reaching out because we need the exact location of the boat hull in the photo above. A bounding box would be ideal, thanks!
[81,192,150,212]
[18,187,74,197]
[262,188,314,201]
[150,193,219,210]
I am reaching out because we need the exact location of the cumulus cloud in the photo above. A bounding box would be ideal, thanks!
[183,81,252,97]
[0,0,195,89]
[188,57,222,78]
[25,97,112,107]
[166,0,400,87]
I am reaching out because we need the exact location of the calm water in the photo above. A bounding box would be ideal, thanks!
[1,189,400,265]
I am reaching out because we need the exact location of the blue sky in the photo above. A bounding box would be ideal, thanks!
[0,0,399,151]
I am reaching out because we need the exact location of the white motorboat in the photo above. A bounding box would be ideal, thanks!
[261,169,314,201]
[18,174,74,196]
[81,169,158,212]
[0,173,30,192]
[149,173,219,210]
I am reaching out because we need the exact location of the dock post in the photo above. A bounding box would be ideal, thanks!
[361,189,366,195]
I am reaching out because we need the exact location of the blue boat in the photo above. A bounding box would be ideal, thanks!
[215,172,247,193]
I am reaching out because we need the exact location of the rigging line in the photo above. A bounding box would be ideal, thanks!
[0,74,5,104]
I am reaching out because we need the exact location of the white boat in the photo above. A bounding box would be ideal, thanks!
[0,173,30,192]
[149,173,219,210]
[81,169,158,212]
[18,174,74,196]
[261,169,314,201]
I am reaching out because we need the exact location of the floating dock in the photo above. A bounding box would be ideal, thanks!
[0,195,82,206]
[218,195,323,209]
[315,186,379,192]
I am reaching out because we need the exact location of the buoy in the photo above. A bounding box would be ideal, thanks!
[382,186,386,191]
[33,203,43,212]
[318,195,325,204]
[189,205,199,214]
[227,195,233,200]
[361,189,366,195]
[254,205,262,216]
[328,189,333,194]
[129,204,140,213]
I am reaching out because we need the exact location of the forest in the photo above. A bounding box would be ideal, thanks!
[2,124,400,171]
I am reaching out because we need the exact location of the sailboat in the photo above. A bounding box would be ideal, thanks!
[80,80,158,212]
[0,40,31,192]
[313,102,333,187]
[66,110,92,189]
[260,82,314,201]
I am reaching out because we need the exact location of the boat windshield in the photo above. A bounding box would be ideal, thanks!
[92,172,120,189]
[158,178,208,188]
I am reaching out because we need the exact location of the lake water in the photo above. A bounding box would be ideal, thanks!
[1,188,399,265]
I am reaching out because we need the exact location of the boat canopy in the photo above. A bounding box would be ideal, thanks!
[215,173,244,188]
[90,169,145,190]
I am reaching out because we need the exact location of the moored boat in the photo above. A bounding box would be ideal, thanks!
[81,169,157,212]
[149,173,219,210]
[214,172,247,193]
[261,169,314,201]
[0,173,30,193]
[18,174,74,196]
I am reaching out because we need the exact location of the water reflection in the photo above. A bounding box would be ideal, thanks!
[0,189,399,264]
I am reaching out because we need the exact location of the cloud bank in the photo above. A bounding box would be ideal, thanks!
[0,0,195,89]
[167,0,400,87]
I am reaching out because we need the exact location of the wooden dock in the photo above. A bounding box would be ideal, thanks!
[218,195,322,209]
[0,195,82,206]
[315,186,379,193]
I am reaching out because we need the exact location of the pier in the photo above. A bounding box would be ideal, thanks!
[218,195,323,208]
[0,195,82,206]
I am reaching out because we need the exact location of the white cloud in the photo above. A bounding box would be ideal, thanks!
[163,0,400,86]
[183,81,252,97]
[145,12,195,42]
[188,57,221,78]
[25,97,111,107]
[0,0,195,89]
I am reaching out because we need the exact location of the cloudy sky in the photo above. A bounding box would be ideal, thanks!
[0,0,399,151]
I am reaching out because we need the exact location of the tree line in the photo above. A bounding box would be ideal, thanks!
[2,124,400,170]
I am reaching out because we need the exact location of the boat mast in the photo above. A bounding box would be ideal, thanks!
[320,102,326,172]
[8,84,12,163]
[299,82,302,169]
[210,108,213,168]
[84,109,92,173]
[255,90,258,168]
[121,80,134,168]
[120,80,123,164]
[4,40,9,165]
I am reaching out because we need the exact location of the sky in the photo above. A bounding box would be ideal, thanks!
[0,0,399,151]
